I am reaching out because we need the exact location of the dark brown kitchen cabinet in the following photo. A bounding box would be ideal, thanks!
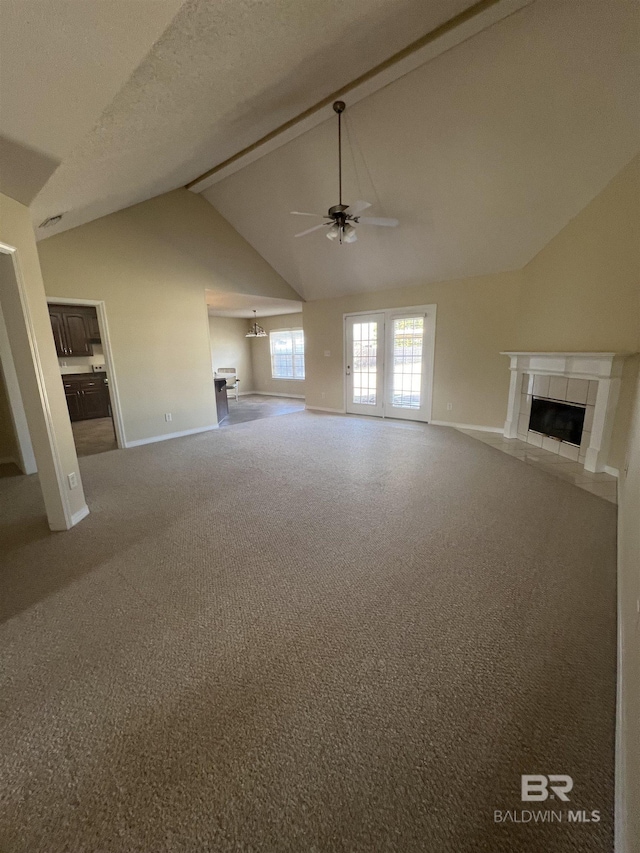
[49,304,99,356]
[64,387,84,421]
[62,375,110,421]
[49,308,68,357]
[86,313,101,341]
[64,310,92,355]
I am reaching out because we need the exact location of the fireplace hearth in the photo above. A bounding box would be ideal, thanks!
[501,352,631,473]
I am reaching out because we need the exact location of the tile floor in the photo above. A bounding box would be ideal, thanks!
[221,394,305,427]
[456,428,618,504]
[71,417,118,457]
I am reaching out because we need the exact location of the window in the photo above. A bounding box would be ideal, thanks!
[270,329,305,380]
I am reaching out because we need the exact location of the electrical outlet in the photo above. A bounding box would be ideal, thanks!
[447,402,453,411]
[67,472,77,490]
[165,413,172,422]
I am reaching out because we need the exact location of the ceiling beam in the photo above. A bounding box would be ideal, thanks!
[186,0,532,193]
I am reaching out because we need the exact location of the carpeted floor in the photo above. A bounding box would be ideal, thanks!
[0,413,617,853]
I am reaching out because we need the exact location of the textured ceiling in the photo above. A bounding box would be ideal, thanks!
[202,0,640,301]
[21,0,477,238]
[0,0,186,205]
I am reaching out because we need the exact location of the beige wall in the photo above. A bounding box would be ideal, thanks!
[303,274,519,424]
[0,191,87,528]
[208,316,254,392]
[303,155,639,466]
[250,313,306,397]
[518,155,640,470]
[518,156,639,353]
[38,189,300,444]
[617,368,640,853]
[0,366,19,462]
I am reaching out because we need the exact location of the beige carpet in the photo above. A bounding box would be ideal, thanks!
[0,413,617,852]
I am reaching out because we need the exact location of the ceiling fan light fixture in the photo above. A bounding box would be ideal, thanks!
[290,101,399,244]
[342,222,357,243]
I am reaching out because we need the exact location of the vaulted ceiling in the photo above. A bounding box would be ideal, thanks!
[201,0,640,300]
[1,0,638,304]
[0,0,479,237]
[0,0,185,205]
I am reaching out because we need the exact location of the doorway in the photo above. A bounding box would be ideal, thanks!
[46,298,125,457]
[344,305,436,422]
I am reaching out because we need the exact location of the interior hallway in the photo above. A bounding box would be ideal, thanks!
[0,413,616,853]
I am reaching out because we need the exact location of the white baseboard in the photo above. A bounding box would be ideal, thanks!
[69,505,90,527]
[250,391,306,399]
[306,405,346,414]
[605,465,620,478]
[124,424,219,448]
[431,420,503,433]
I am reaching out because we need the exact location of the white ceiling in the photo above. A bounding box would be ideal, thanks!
[206,291,303,319]
[202,0,640,301]
[1,0,479,238]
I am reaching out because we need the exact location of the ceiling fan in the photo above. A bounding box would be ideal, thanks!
[291,101,399,244]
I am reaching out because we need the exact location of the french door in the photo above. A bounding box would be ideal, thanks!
[345,313,385,416]
[345,307,434,422]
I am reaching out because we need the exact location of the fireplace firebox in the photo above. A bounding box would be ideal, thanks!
[529,397,585,446]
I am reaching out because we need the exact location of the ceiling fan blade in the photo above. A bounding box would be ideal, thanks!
[358,217,399,227]
[295,222,330,238]
[348,200,372,215]
[290,211,324,217]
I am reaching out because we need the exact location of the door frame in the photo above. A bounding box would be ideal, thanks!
[0,298,37,473]
[0,241,88,529]
[343,304,437,422]
[46,296,126,449]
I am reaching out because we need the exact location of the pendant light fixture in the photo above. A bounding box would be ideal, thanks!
[245,309,267,338]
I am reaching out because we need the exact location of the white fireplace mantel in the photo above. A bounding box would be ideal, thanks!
[501,352,633,473]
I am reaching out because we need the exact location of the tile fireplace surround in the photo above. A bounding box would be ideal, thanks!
[501,352,631,474]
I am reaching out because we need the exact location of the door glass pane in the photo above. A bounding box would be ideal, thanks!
[392,317,423,409]
[352,322,377,405]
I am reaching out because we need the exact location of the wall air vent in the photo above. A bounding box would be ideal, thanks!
[39,214,63,228]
